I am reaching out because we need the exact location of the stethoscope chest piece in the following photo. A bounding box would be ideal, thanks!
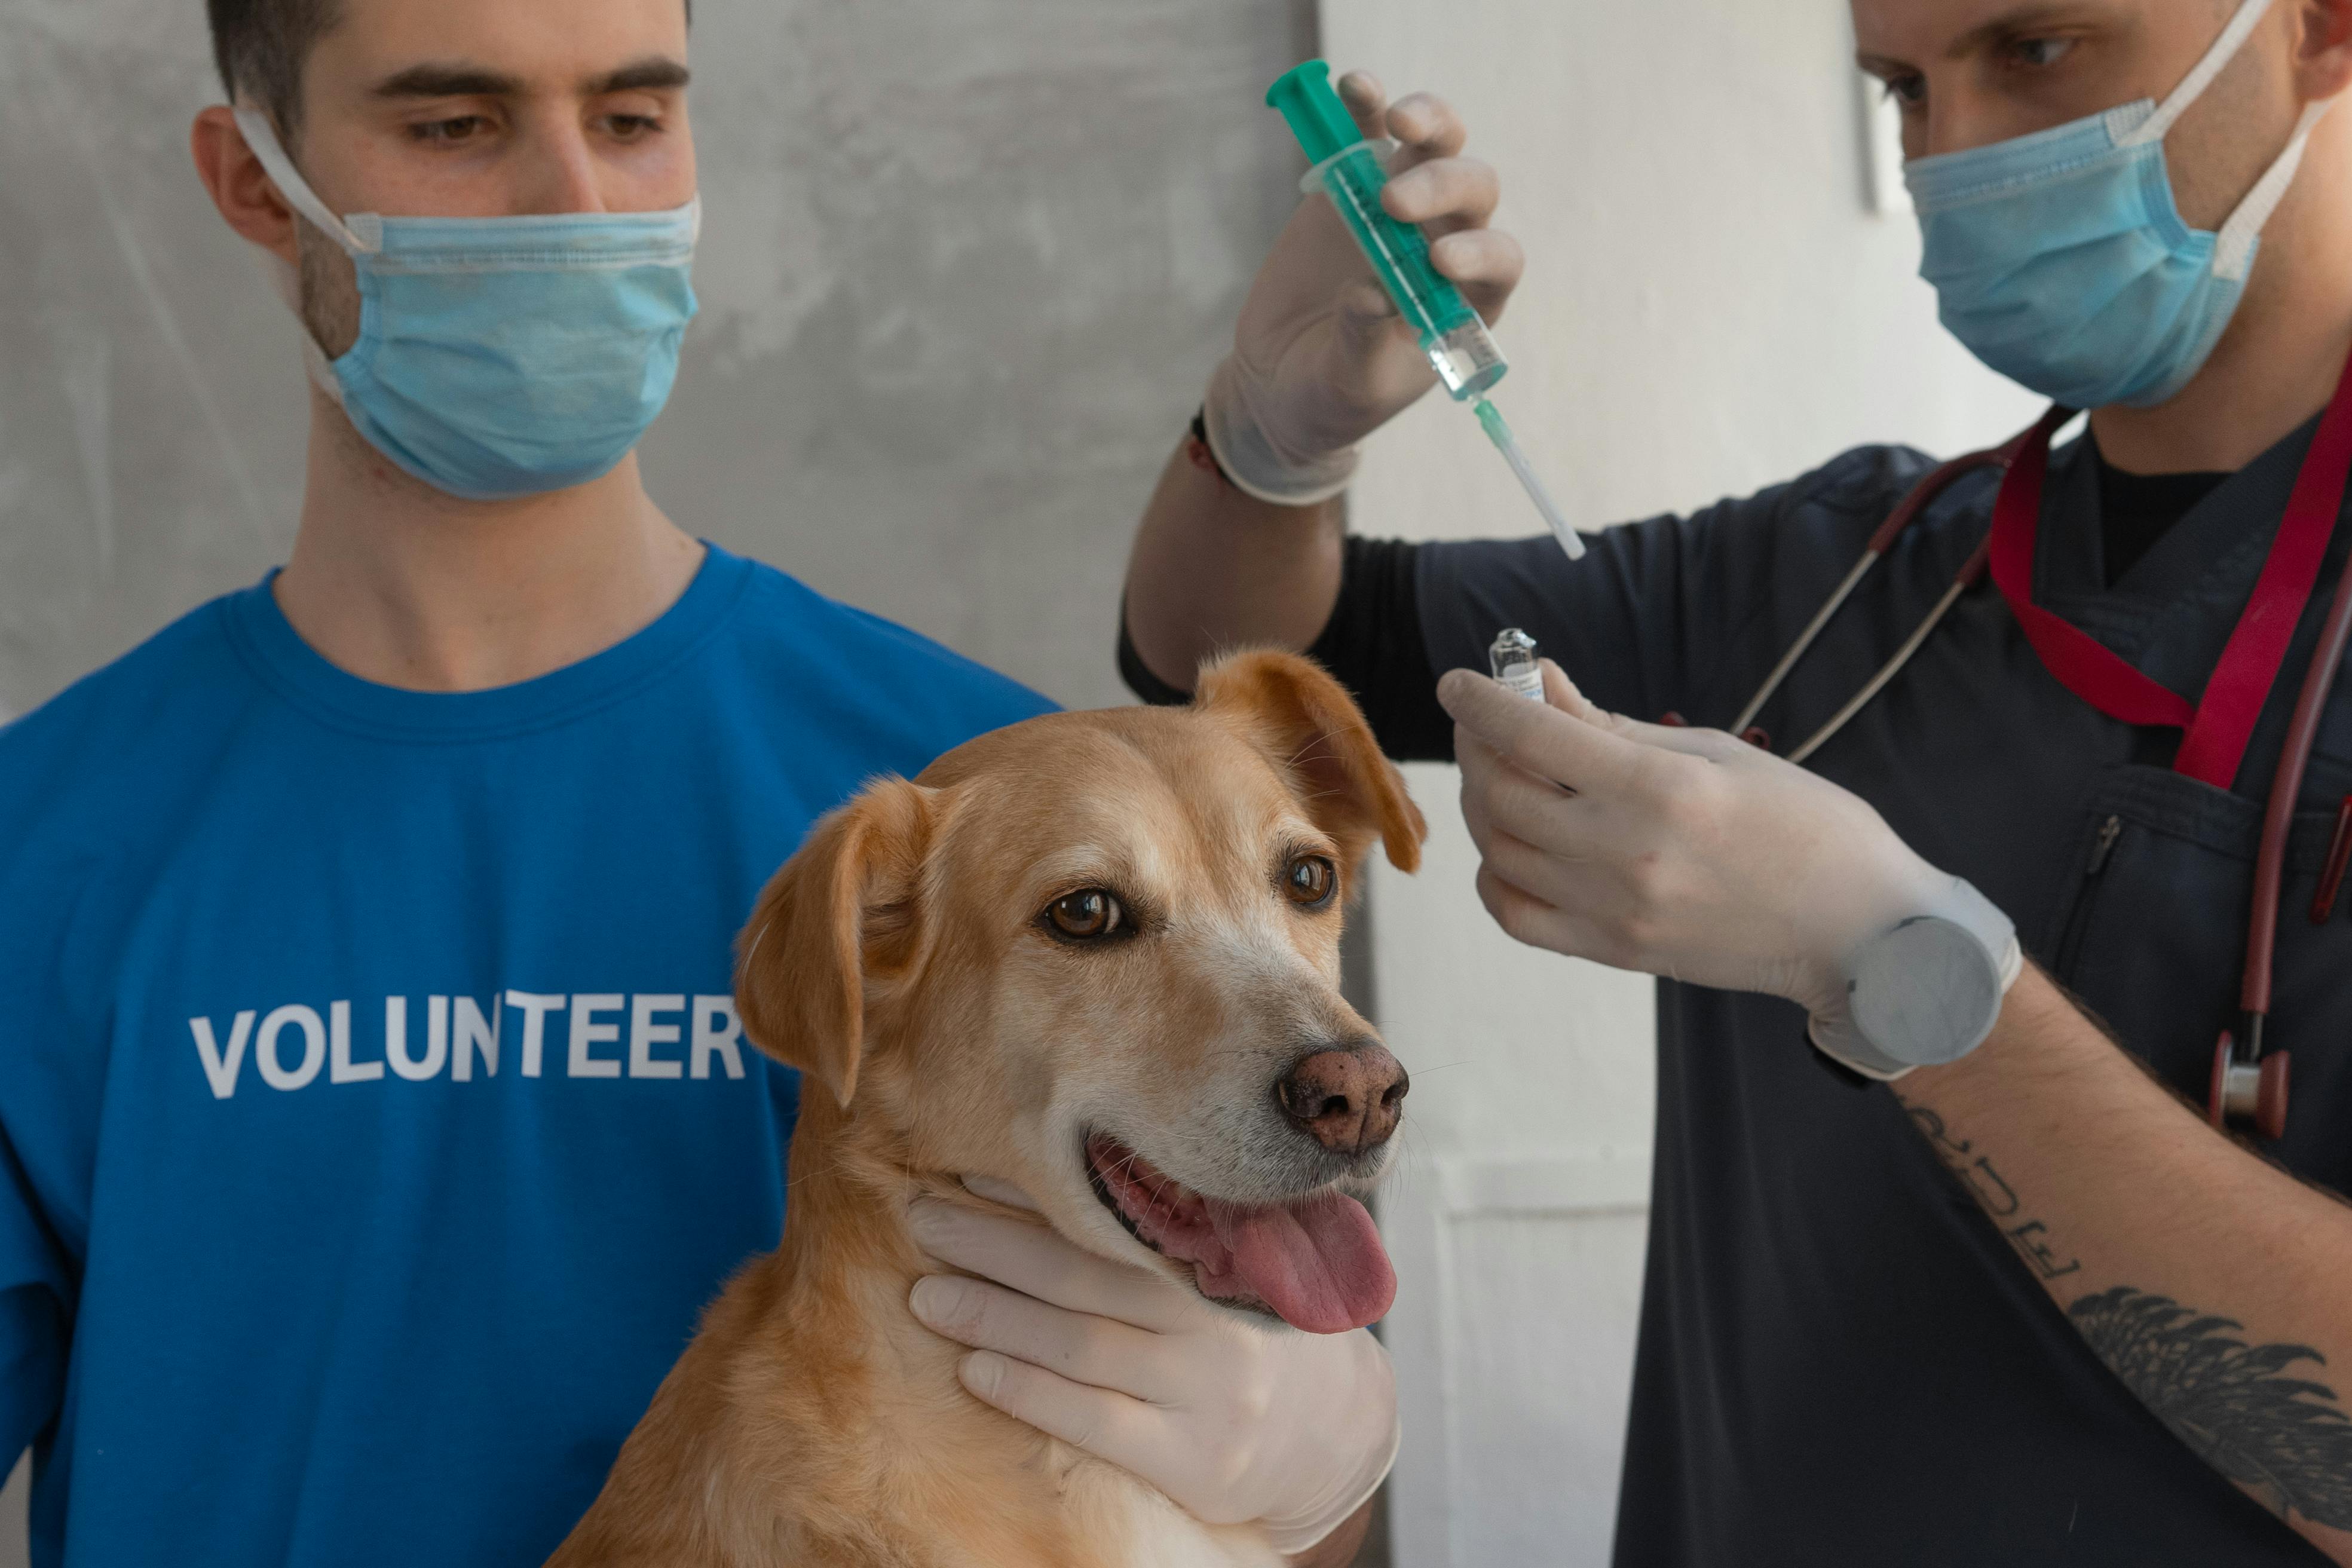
[2210,1029,2290,1141]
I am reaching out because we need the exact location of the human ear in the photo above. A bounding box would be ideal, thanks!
[190,106,299,267]
[2290,0,2352,100]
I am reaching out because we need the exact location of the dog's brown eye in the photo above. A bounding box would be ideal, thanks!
[1284,856,1337,908]
[1045,889,1125,941]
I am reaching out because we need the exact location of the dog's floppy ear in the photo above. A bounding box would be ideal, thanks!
[734,777,935,1110]
[1195,649,1427,874]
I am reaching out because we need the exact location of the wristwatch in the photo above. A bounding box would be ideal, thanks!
[1810,882,2022,1082]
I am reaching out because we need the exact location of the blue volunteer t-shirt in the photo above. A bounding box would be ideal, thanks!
[0,543,1054,1566]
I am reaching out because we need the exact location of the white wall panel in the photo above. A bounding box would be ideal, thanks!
[0,1456,22,1568]
[1450,1209,1652,1564]
[1371,771,1653,1568]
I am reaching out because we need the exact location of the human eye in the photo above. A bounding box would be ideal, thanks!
[409,114,492,146]
[595,95,673,145]
[599,112,666,144]
[1878,71,1927,108]
[2005,35,2078,71]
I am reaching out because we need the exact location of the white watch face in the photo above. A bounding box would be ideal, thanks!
[1849,917,2004,1068]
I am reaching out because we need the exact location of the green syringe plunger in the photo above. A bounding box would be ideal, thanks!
[1266,61,1582,560]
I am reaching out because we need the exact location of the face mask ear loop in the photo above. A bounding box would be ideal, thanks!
[2123,0,2278,147]
[2212,96,2337,280]
[229,106,379,256]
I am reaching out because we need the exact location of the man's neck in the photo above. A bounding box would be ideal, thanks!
[271,394,706,693]
[2091,120,2352,477]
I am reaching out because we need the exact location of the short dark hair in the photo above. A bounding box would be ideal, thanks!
[206,0,342,138]
[206,0,693,142]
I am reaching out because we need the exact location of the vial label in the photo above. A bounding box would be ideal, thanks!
[1498,666,1545,702]
[1489,627,1545,702]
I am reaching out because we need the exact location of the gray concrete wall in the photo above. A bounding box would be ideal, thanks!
[0,0,1312,716]
[0,0,1313,1559]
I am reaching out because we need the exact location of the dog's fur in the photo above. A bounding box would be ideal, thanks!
[546,651,1425,1568]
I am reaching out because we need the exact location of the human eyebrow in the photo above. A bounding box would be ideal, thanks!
[372,62,528,102]
[1942,2,2098,62]
[1856,1,2096,78]
[587,58,692,97]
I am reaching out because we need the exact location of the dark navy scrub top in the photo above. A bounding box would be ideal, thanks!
[1125,416,2352,1564]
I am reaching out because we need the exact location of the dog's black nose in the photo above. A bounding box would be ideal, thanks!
[1276,1040,1408,1156]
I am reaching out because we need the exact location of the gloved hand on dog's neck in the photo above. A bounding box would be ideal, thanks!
[908,1181,1398,1556]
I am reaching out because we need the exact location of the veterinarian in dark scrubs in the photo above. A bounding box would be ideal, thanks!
[932,0,2352,1562]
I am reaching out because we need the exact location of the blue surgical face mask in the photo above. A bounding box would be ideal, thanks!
[1904,0,2332,411]
[234,108,700,501]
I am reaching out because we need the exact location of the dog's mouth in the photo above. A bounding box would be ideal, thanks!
[1083,1132,1395,1334]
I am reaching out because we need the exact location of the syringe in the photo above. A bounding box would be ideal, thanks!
[1267,62,1584,561]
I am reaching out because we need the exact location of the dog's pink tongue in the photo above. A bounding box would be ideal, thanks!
[1199,1192,1395,1333]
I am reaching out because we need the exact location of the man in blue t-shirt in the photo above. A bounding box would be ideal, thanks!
[0,1,1526,1562]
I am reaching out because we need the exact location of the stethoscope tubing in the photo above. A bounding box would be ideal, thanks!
[1729,551,1878,740]
[1786,543,1988,766]
[1734,442,2019,760]
[1747,410,2352,1136]
[2241,511,2352,1025]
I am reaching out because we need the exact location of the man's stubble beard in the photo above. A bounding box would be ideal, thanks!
[295,212,362,359]
[290,214,473,509]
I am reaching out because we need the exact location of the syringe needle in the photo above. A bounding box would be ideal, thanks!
[1474,399,1585,561]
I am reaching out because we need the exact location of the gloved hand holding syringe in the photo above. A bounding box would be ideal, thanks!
[1262,62,1583,561]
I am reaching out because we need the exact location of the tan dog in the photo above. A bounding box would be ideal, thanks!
[547,650,1425,1568]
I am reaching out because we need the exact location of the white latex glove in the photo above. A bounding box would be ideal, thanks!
[1438,661,2016,1079]
[907,1187,1398,1555]
[1203,73,1527,504]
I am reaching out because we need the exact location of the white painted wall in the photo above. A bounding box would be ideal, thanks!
[1316,1,2042,1563]
[0,1456,22,1568]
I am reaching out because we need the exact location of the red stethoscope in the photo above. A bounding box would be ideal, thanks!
[1695,352,2352,1140]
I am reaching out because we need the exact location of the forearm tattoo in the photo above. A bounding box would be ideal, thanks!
[1901,1101,2081,1279]
[1900,1092,2352,1530]
[2071,1288,2352,1530]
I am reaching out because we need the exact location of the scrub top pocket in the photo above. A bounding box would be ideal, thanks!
[2042,763,2352,1189]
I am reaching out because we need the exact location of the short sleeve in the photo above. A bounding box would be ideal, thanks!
[1116,536,1453,760]
[0,817,91,1465]
[1115,445,1936,766]
[0,1122,68,1460]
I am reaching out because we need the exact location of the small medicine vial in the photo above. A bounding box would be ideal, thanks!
[1489,628,1545,701]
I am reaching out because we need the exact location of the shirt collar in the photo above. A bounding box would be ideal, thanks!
[2035,405,2333,702]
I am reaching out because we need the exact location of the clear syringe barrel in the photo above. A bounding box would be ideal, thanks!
[1269,63,1508,401]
